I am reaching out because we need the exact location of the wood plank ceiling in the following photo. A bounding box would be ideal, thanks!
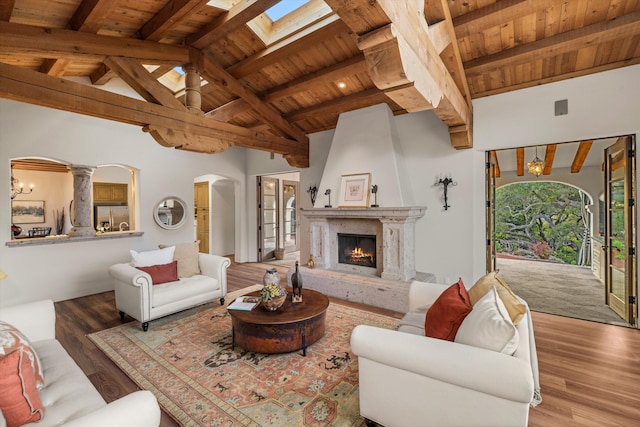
[0,0,639,168]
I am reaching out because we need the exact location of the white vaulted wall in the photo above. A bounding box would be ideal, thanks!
[2,64,639,308]
[0,78,250,307]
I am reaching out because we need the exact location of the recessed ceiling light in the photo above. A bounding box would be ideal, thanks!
[337,81,347,89]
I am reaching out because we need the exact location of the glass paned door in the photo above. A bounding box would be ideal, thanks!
[604,136,636,324]
[258,177,279,261]
[283,180,299,252]
[486,151,497,272]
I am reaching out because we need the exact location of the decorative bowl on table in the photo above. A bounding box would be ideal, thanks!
[260,283,287,311]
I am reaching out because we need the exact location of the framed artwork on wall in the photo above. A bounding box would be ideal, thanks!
[338,173,371,208]
[11,200,45,224]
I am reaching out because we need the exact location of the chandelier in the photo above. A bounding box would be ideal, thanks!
[11,166,34,199]
[527,147,545,177]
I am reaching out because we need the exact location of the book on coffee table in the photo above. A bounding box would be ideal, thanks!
[227,296,260,311]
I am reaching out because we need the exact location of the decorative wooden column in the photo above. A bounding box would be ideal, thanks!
[68,165,96,237]
[183,65,202,114]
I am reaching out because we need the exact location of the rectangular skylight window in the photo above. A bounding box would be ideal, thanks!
[265,0,311,21]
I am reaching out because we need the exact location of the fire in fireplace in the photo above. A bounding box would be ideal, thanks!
[338,233,376,268]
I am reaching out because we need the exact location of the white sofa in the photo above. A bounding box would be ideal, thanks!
[350,281,539,427]
[0,299,160,427]
[109,253,230,331]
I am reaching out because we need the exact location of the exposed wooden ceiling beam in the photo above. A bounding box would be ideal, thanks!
[452,0,553,39]
[464,10,640,78]
[0,0,15,22]
[40,0,118,76]
[138,0,209,41]
[572,140,593,173]
[226,14,344,78]
[326,0,472,149]
[205,99,250,121]
[188,0,279,49]
[490,150,500,178]
[0,21,189,65]
[423,0,472,107]
[68,0,116,33]
[0,62,306,159]
[284,87,388,123]
[12,159,70,173]
[261,54,367,103]
[103,57,187,110]
[516,147,524,176]
[543,144,557,175]
[192,49,309,145]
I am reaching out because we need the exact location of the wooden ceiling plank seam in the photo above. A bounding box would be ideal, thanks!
[188,0,279,49]
[0,21,190,64]
[0,0,14,22]
[464,9,640,77]
[571,139,594,173]
[516,146,525,176]
[0,62,306,157]
[226,14,345,79]
[474,55,640,98]
[138,0,210,42]
[543,143,557,175]
[192,48,309,145]
[103,56,187,110]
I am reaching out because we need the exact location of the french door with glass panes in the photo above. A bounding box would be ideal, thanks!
[257,177,279,261]
[604,136,636,324]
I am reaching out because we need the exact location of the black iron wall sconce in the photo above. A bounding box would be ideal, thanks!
[307,185,318,205]
[324,189,332,208]
[434,175,457,210]
[371,184,379,207]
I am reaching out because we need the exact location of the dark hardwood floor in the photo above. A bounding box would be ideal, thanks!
[54,261,640,427]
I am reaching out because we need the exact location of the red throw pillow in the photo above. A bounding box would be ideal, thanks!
[0,322,44,389]
[136,260,179,285]
[0,348,45,427]
[425,278,472,341]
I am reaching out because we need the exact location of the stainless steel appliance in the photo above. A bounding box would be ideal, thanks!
[95,206,129,232]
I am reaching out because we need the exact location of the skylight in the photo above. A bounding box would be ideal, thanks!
[265,0,311,21]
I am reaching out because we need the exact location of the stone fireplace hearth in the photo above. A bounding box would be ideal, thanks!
[295,207,434,312]
[301,207,426,282]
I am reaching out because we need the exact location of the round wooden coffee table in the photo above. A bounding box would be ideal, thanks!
[228,288,329,356]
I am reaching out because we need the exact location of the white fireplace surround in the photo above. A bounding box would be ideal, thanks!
[301,207,426,282]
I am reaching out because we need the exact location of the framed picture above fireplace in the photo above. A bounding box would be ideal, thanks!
[338,173,371,208]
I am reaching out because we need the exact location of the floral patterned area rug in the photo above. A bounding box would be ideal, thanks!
[88,287,399,427]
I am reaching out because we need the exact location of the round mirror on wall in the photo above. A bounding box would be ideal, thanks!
[153,197,187,230]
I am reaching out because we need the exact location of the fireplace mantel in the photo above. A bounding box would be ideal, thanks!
[300,207,426,221]
[301,206,426,282]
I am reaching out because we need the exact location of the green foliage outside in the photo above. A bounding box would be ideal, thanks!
[495,182,588,265]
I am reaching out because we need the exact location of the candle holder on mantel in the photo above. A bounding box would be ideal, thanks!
[371,184,379,207]
[324,189,332,208]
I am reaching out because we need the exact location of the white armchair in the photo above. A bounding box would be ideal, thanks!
[109,252,230,331]
[351,281,539,427]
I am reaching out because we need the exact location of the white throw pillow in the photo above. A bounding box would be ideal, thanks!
[455,285,519,355]
[130,246,175,267]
